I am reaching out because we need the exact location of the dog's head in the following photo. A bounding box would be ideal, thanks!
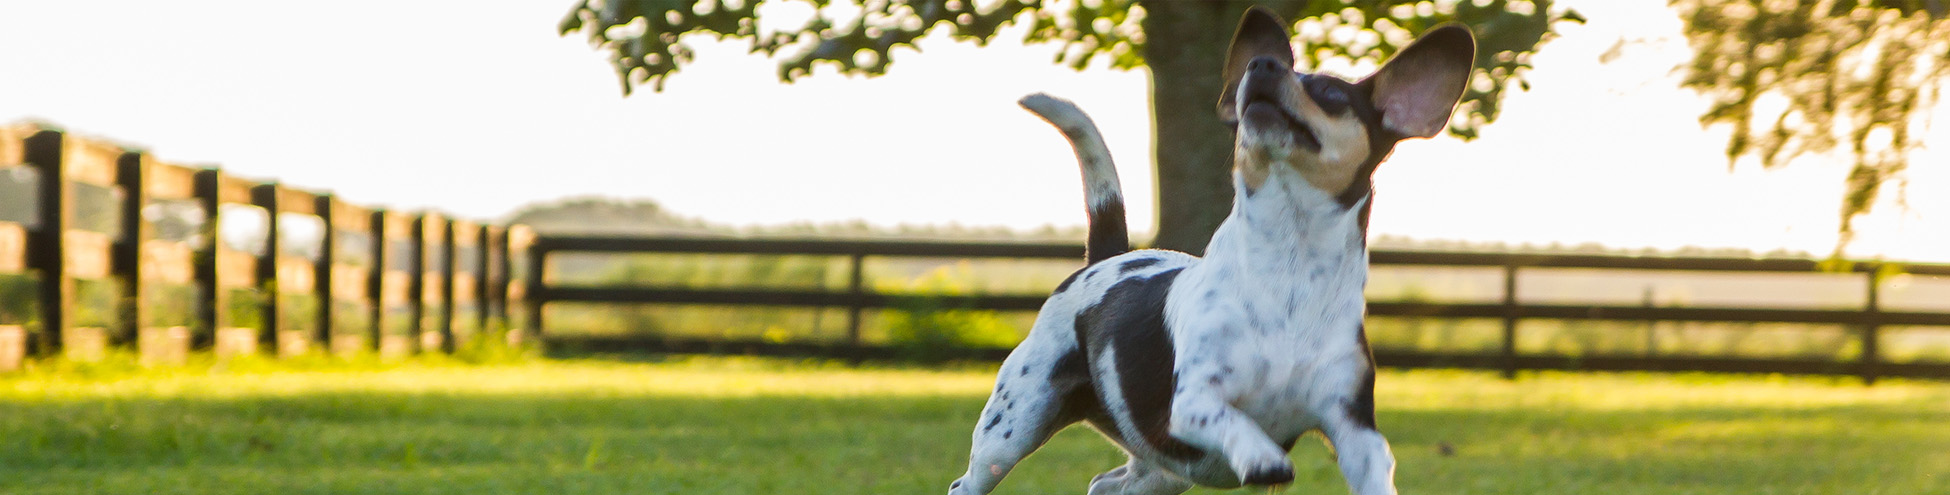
[1218,7,1475,204]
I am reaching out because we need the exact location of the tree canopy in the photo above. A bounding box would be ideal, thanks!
[560,0,1580,139]
[1670,0,1948,248]
[560,0,1581,253]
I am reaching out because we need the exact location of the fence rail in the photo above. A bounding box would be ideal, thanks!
[529,235,1950,382]
[0,124,535,370]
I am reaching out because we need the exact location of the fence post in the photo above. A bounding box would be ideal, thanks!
[408,215,424,354]
[846,252,866,348]
[366,210,387,354]
[1500,263,1520,379]
[485,226,507,338]
[473,224,491,341]
[113,152,145,349]
[314,195,335,351]
[251,184,280,355]
[191,169,220,350]
[436,219,459,353]
[24,130,64,356]
[1861,264,1881,385]
[523,237,544,345]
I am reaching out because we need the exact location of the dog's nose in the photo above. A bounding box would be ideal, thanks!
[1247,55,1285,74]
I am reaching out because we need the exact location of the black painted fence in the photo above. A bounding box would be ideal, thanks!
[527,235,1950,382]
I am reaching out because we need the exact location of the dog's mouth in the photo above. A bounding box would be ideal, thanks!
[1241,97,1322,151]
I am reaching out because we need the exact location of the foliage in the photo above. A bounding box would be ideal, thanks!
[226,286,268,331]
[0,358,1946,494]
[560,0,1581,140]
[553,249,1049,349]
[506,196,717,236]
[1670,0,1949,247]
[0,273,35,325]
[381,305,415,338]
[144,283,198,329]
[508,195,1089,242]
[595,253,841,340]
[71,278,123,331]
[882,264,1021,357]
[0,166,37,225]
[279,293,320,334]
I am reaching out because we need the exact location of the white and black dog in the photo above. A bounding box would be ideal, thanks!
[948,7,1474,495]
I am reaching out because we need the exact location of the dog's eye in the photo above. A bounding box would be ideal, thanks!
[1310,83,1351,113]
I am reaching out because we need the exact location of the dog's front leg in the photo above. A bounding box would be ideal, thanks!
[1322,412,1397,495]
[1167,388,1291,486]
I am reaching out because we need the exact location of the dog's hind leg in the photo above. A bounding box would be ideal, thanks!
[948,340,1091,495]
[1087,457,1193,495]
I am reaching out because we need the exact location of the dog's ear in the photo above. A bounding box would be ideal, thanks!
[1217,6,1296,123]
[1360,24,1476,139]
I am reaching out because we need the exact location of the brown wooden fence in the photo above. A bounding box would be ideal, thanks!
[0,124,535,370]
[527,235,1950,382]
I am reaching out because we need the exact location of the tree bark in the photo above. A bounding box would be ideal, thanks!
[1139,1,1269,255]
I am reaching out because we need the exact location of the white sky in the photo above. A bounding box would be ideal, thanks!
[0,1,1944,262]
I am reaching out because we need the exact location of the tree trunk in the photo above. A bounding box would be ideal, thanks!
[1139,1,1268,255]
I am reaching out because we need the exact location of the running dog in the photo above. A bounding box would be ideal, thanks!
[947,7,1475,495]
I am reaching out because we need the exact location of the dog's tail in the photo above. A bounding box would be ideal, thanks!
[1019,93,1129,265]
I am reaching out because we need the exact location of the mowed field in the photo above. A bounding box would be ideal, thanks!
[1,357,1946,495]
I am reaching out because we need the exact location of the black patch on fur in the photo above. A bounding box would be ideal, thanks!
[1118,257,1162,273]
[1074,268,1201,460]
[1030,345,1105,447]
[1053,269,1084,295]
[1345,324,1379,431]
[1243,464,1295,486]
[1115,257,1154,272]
[1053,347,1085,381]
[985,413,1003,432]
[1086,197,1131,265]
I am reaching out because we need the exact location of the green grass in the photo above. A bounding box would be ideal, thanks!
[1,357,1946,494]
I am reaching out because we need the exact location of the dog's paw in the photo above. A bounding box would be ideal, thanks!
[1086,466,1130,495]
[1229,444,1294,487]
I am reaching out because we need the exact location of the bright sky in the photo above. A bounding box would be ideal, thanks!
[1,1,1943,262]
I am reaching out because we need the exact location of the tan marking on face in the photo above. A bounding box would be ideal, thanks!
[1235,76,1373,195]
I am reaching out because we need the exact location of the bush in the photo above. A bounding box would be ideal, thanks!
[0,273,36,325]
[884,264,1019,359]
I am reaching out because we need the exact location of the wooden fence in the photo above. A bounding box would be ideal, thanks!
[0,124,535,370]
[11,122,1948,382]
[527,235,1950,382]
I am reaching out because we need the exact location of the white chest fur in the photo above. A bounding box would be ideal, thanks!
[1165,171,1373,440]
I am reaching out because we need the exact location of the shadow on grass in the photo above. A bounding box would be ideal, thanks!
[1,384,1945,495]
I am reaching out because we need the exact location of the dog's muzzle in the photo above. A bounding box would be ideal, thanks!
[1237,57,1322,151]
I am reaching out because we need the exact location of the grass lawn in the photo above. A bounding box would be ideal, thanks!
[1,356,1945,494]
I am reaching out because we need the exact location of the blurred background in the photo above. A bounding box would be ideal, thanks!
[1,1,1947,494]
[2,1,1943,257]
